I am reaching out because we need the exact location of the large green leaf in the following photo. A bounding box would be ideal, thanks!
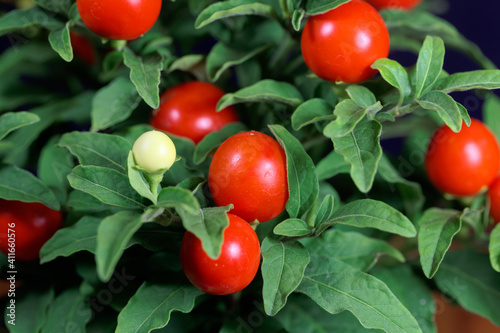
[7,288,54,333]
[0,7,63,36]
[417,208,462,279]
[123,48,163,109]
[41,288,92,333]
[91,76,142,131]
[316,150,350,181]
[269,125,319,218]
[323,99,368,139]
[217,79,303,110]
[434,250,500,326]
[371,58,411,107]
[59,131,132,173]
[416,90,462,132]
[40,216,101,264]
[316,199,416,238]
[0,112,39,141]
[297,255,423,333]
[116,281,203,333]
[414,36,445,98]
[96,211,142,282]
[305,0,350,15]
[273,218,311,237]
[67,165,146,209]
[434,70,500,93]
[48,22,72,62]
[291,98,334,131]
[0,165,60,210]
[332,120,382,193]
[261,237,310,316]
[489,223,500,273]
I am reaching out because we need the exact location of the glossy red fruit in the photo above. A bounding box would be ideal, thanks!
[301,0,390,83]
[151,82,239,144]
[180,213,261,295]
[208,131,288,223]
[425,119,500,197]
[70,31,97,65]
[365,0,422,10]
[77,0,162,40]
[488,176,500,224]
[0,200,62,261]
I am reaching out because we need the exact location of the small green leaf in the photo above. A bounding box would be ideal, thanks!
[167,54,204,73]
[297,255,423,332]
[0,165,60,210]
[59,131,132,173]
[311,194,335,227]
[316,199,416,238]
[261,237,310,316]
[291,98,334,131]
[40,216,101,264]
[207,42,269,82]
[456,101,471,126]
[416,90,462,132]
[67,165,146,209]
[302,229,405,271]
[291,8,305,31]
[41,288,92,333]
[91,76,142,132]
[346,85,377,108]
[96,211,142,282]
[434,250,500,326]
[217,79,303,110]
[116,281,203,333]
[434,70,500,93]
[0,7,63,36]
[193,122,247,165]
[332,120,382,193]
[414,36,445,98]
[305,0,350,15]
[417,208,462,279]
[274,218,310,237]
[195,0,278,29]
[127,151,157,204]
[123,48,163,109]
[0,112,39,141]
[8,288,54,333]
[316,150,350,181]
[269,125,319,219]
[489,224,500,273]
[323,99,367,138]
[49,22,72,62]
[156,187,200,214]
[371,58,411,106]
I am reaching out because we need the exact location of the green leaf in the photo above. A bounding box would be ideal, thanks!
[377,155,424,219]
[193,122,247,165]
[91,76,142,132]
[34,0,72,15]
[195,0,278,29]
[291,98,334,131]
[316,199,417,238]
[217,79,303,110]
[323,99,367,138]
[417,208,462,279]
[8,288,54,333]
[483,94,500,140]
[416,91,462,132]
[123,48,163,109]
[305,0,350,15]
[167,54,204,73]
[0,112,39,141]
[332,120,382,193]
[127,151,157,204]
[371,58,411,106]
[67,165,146,209]
[274,218,310,237]
[297,255,423,333]
[40,216,101,264]
[96,211,142,282]
[41,288,92,333]
[291,8,305,31]
[371,265,436,333]
[261,237,310,316]
[269,125,319,218]
[434,250,500,326]
[316,150,350,181]
[0,7,63,36]
[456,101,471,126]
[0,165,60,210]
[489,224,500,273]
[302,229,404,271]
[48,22,72,62]
[414,36,445,98]
[206,42,269,82]
[310,194,335,227]
[345,86,377,109]
[434,70,500,93]
[59,131,132,173]
[116,281,203,333]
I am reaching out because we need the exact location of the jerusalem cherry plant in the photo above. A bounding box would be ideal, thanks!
[2,0,500,332]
